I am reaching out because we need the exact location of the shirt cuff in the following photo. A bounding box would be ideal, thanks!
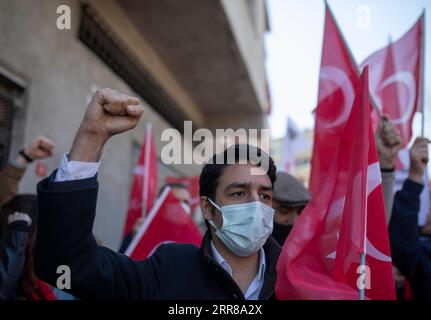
[54,153,100,182]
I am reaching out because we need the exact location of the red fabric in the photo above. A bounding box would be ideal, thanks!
[166,176,200,213]
[30,280,57,300]
[333,67,370,281]
[275,64,396,298]
[125,188,203,260]
[308,4,359,194]
[123,124,159,236]
[361,14,424,155]
[403,279,414,300]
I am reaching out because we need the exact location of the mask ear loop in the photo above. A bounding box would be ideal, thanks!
[207,198,222,211]
[206,197,222,230]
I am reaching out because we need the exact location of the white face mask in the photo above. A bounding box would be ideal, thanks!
[207,198,275,257]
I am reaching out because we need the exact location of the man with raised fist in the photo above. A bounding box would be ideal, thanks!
[35,88,280,300]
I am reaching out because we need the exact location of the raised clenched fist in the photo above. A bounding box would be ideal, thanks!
[24,136,55,161]
[80,88,144,138]
[408,137,430,184]
[69,89,144,162]
[375,115,402,169]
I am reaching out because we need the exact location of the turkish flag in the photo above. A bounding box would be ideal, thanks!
[122,124,159,236]
[125,187,203,260]
[166,176,200,213]
[276,66,395,300]
[361,13,424,149]
[309,3,360,194]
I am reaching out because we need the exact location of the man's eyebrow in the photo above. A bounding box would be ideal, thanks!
[225,182,250,190]
[224,182,272,191]
[259,185,273,192]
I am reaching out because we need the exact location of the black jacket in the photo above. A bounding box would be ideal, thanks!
[389,179,431,300]
[0,220,29,300]
[35,172,281,300]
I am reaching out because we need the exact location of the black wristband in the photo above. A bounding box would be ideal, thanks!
[19,149,34,163]
[380,167,395,173]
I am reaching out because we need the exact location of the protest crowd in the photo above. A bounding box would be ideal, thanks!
[0,1,430,301]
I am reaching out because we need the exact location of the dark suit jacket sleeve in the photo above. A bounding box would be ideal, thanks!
[389,179,431,300]
[35,171,161,299]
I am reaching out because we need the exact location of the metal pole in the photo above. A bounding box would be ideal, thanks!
[420,10,426,137]
[359,252,366,300]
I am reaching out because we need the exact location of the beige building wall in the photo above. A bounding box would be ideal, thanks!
[0,0,270,249]
[0,0,197,249]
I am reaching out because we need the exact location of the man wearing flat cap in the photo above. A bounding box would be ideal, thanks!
[271,171,311,246]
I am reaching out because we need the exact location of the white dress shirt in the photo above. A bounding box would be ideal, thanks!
[210,241,266,300]
[54,153,99,182]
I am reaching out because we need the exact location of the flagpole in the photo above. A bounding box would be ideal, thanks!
[142,123,152,218]
[325,0,383,119]
[359,253,366,300]
[420,10,426,137]
[359,182,368,301]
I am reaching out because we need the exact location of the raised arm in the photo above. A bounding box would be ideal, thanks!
[0,136,54,206]
[375,115,402,224]
[35,89,161,299]
[389,137,431,299]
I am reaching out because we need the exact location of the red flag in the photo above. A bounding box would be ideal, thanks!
[361,13,428,222]
[125,187,203,260]
[334,67,395,299]
[361,13,424,150]
[309,3,359,193]
[122,124,159,236]
[276,65,395,299]
[166,176,200,213]
[333,68,370,283]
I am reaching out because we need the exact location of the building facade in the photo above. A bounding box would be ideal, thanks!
[0,0,270,248]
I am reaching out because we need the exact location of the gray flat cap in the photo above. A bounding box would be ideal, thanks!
[273,171,311,207]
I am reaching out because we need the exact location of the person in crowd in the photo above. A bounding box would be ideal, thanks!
[34,88,280,300]
[159,183,192,208]
[0,209,32,300]
[271,171,310,246]
[389,136,430,300]
[375,115,403,224]
[0,195,57,300]
[0,136,54,206]
[118,182,192,253]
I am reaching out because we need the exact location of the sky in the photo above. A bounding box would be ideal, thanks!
[265,0,431,141]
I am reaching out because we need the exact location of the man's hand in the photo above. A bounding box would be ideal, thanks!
[24,136,55,160]
[375,115,403,169]
[69,89,144,162]
[408,137,430,184]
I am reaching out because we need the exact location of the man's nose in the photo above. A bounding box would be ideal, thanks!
[249,190,260,202]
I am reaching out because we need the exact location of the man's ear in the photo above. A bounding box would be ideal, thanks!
[200,196,214,221]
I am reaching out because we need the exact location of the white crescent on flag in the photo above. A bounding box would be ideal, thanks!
[375,71,416,125]
[325,162,391,262]
[318,66,355,128]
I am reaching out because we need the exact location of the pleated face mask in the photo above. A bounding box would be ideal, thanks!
[207,198,274,257]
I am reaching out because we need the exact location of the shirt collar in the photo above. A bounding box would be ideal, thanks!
[210,241,266,281]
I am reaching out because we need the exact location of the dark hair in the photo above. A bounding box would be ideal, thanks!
[199,144,276,230]
[0,194,39,299]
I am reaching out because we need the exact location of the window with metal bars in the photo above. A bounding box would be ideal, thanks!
[0,93,14,171]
